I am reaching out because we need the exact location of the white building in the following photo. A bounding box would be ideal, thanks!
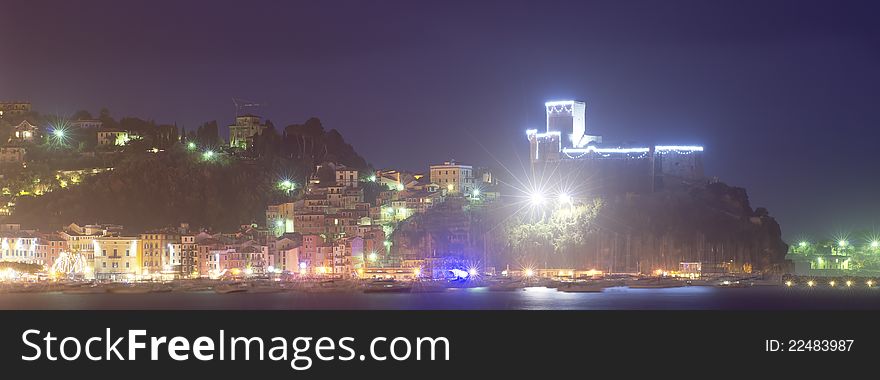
[429,160,474,195]
[9,120,39,143]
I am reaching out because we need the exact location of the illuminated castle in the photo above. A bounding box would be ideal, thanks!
[527,100,704,193]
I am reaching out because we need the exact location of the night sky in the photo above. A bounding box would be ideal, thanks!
[2,0,879,241]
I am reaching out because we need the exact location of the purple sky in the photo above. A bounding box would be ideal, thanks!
[2,0,880,240]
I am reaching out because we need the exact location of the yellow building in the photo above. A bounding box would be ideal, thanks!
[140,232,178,275]
[429,160,474,195]
[93,236,141,281]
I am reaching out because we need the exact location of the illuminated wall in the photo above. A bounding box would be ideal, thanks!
[527,100,705,191]
[92,237,141,280]
[429,161,475,195]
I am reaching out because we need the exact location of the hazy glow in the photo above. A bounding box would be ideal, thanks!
[529,191,545,206]
[449,268,469,279]
[544,100,575,107]
[563,147,649,154]
[558,193,571,204]
[655,145,704,152]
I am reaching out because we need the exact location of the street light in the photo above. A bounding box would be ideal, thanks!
[278,179,295,194]
[187,141,197,150]
[529,191,544,206]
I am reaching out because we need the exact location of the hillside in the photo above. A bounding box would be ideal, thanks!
[7,117,370,232]
[392,181,788,273]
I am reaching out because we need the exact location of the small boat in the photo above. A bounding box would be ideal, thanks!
[108,286,151,294]
[181,286,212,292]
[363,280,412,293]
[63,286,107,294]
[320,280,355,290]
[487,279,524,291]
[748,279,781,287]
[715,279,751,288]
[246,285,285,293]
[411,281,448,293]
[628,278,684,289]
[214,284,248,294]
[558,281,606,293]
[150,285,173,293]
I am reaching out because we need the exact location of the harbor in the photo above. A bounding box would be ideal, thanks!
[2,281,880,310]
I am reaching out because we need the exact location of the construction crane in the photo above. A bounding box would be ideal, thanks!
[232,97,267,118]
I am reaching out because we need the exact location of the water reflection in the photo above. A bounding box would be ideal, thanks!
[0,286,878,310]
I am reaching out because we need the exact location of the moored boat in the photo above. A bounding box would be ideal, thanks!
[108,286,151,294]
[411,281,448,293]
[214,284,248,294]
[487,278,524,291]
[363,279,412,293]
[63,286,107,294]
[627,277,685,289]
[558,281,607,293]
